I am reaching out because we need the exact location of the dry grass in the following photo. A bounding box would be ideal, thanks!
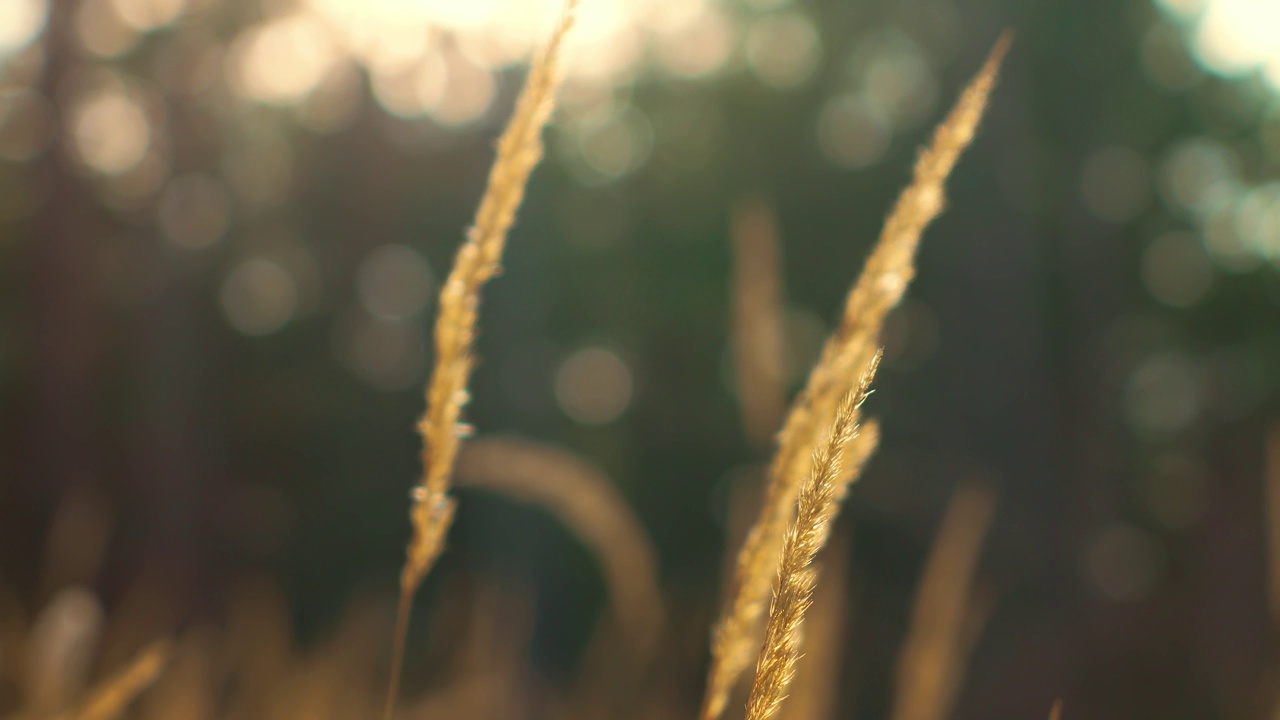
[731,196,787,451]
[888,480,998,720]
[701,33,1012,720]
[63,641,169,720]
[743,354,880,720]
[777,525,851,720]
[22,588,104,715]
[385,3,579,717]
[456,436,665,664]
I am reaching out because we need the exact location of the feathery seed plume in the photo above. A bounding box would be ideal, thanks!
[701,32,1011,720]
[743,353,881,720]
[384,5,579,718]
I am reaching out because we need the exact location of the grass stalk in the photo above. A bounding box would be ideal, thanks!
[456,436,665,664]
[701,32,1011,720]
[731,196,787,450]
[66,640,169,720]
[743,352,881,720]
[382,4,578,718]
[887,479,998,720]
[777,531,851,720]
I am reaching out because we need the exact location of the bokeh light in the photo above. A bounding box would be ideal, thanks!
[554,346,634,425]
[1150,133,1280,271]
[1124,352,1203,437]
[568,105,654,184]
[854,31,936,129]
[814,30,938,170]
[220,258,299,336]
[111,0,187,32]
[355,245,434,321]
[816,94,892,169]
[333,313,427,391]
[0,0,47,58]
[369,50,447,119]
[653,6,736,80]
[430,55,495,127]
[1188,0,1280,87]
[67,80,153,176]
[1158,137,1239,219]
[1154,0,1280,91]
[73,0,139,59]
[1236,183,1280,259]
[743,11,821,89]
[229,13,337,106]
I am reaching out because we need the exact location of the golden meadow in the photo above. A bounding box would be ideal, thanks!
[3,1,1278,719]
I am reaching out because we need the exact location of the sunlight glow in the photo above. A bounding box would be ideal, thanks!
[74,0,139,58]
[229,13,337,106]
[654,6,736,79]
[111,0,186,32]
[226,0,750,113]
[1169,0,1280,88]
[69,84,152,175]
[0,0,47,56]
[209,0,755,129]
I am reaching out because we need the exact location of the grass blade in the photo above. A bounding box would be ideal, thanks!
[383,5,579,718]
[701,32,1011,720]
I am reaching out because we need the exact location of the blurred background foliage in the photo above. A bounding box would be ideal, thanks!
[1,0,1279,717]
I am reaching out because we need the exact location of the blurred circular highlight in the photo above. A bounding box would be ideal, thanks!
[1124,352,1202,437]
[355,244,434,320]
[68,82,153,176]
[0,0,47,57]
[220,259,299,336]
[817,94,891,169]
[744,11,820,89]
[229,13,337,106]
[555,346,634,425]
[334,313,427,391]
